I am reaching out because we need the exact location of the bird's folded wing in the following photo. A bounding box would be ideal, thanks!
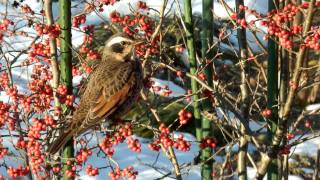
[92,83,131,118]
[85,73,136,126]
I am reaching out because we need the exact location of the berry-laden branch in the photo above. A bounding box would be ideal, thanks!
[140,91,183,180]
[156,61,253,135]
[255,0,317,179]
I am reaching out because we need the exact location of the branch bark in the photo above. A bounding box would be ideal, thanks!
[44,0,60,107]
[235,0,249,179]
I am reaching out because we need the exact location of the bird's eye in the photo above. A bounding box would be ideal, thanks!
[120,41,126,46]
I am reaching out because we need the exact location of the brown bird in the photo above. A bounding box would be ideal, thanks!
[48,33,143,154]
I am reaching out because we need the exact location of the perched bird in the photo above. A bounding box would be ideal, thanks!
[48,33,143,154]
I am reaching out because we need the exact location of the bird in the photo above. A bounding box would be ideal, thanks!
[48,33,144,154]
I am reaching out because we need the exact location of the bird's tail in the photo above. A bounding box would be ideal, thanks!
[48,129,73,155]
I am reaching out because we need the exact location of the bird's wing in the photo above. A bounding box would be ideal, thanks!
[77,63,100,96]
[84,62,136,127]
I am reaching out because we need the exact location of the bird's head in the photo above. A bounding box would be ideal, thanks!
[102,33,142,62]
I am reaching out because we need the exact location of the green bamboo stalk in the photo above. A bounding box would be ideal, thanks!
[201,0,213,179]
[183,0,202,141]
[267,0,278,179]
[59,0,74,179]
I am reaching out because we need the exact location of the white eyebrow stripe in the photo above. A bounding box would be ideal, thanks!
[106,36,132,47]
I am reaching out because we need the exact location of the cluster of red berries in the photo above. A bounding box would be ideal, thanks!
[30,64,52,82]
[79,44,101,62]
[76,148,93,164]
[72,66,82,76]
[175,46,184,53]
[82,25,95,43]
[173,134,191,152]
[137,1,148,10]
[151,84,173,97]
[99,134,115,157]
[81,63,94,74]
[109,1,160,57]
[52,165,61,174]
[110,11,122,23]
[73,14,86,28]
[199,137,217,149]
[148,141,161,151]
[21,4,34,14]
[287,133,295,141]
[304,120,312,129]
[34,23,61,38]
[56,84,68,95]
[24,65,54,112]
[100,123,134,157]
[86,164,99,176]
[126,137,141,153]
[84,4,95,13]
[65,169,76,178]
[0,19,13,42]
[0,146,8,159]
[158,123,174,148]
[78,24,101,72]
[87,50,101,60]
[176,70,184,77]
[116,123,133,141]
[279,145,291,155]
[161,85,173,97]
[26,140,45,173]
[0,72,10,90]
[108,166,138,180]
[7,166,30,179]
[178,109,192,125]
[148,123,172,151]
[29,41,51,59]
[64,160,76,178]
[100,0,119,5]
[261,108,272,117]
[149,123,191,152]
[288,80,298,90]
[0,19,13,31]
[185,89,192,102]
[15,136,27,149]
[235,3,320,50]
[56,84,74,106]
[197,72,206,81]
[304,29,320,50]
[44,115,56,127]
[28,118,46,139]
[0,101,11,128]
